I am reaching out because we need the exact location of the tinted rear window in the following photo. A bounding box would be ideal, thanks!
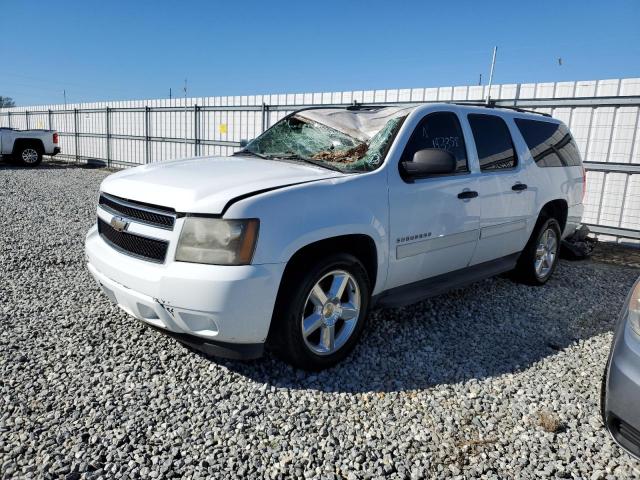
[514,118,582,167]
[468,114,517,171]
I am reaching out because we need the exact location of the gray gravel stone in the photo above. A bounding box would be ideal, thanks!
[2,160,640,478]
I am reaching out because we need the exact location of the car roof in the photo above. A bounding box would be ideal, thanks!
[291,102,560,125]
[421,102,558,122]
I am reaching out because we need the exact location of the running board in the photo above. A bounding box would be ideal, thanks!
[374,253,519,308]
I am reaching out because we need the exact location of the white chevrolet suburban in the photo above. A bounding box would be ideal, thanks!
[0,127,61,166]
[85,103,584,370]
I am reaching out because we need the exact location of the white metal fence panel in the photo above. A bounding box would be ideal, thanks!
[2,78,640,242]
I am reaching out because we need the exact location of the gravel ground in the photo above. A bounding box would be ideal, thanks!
[2,160,640,479]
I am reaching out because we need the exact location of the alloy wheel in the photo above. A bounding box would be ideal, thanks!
[301,269,361,356]
[534,228,558,279]
[21,148,39,164]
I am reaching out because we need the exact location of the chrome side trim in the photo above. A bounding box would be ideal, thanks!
[396,229,479,259]
[480,219,527,239]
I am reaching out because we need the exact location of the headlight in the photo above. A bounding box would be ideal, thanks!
[627,280,640,336]
[175,217,259,265]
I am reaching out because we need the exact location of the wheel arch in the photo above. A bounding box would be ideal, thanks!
[280,234,379,293]
[538,198,568,234]
[12,138,44,155]
[267,234,379,358]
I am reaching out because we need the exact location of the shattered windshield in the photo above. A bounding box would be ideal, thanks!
[240,106,411,173]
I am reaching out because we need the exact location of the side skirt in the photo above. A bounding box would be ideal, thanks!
[373,253,520,308]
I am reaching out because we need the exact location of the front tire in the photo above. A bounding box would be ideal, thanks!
[16,144,43,167]
[270,253,371,370]
[514,216,561,285]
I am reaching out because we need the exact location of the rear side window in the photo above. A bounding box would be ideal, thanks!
[468,114,517,171]
[400,111,469,173]
[514,118,582,167]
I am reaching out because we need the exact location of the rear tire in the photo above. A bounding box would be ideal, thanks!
[15,144,43,167]
[270,253,371,371]
[513,216,561,285]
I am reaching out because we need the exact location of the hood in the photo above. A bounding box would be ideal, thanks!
[100,155,342,214]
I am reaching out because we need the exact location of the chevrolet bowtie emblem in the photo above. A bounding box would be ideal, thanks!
[110,216,129,233]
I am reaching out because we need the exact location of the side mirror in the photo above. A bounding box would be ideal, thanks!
[400,148,456,179]
[239,139,251,148]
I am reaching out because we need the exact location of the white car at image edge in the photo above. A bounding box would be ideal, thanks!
[85,103,584,370]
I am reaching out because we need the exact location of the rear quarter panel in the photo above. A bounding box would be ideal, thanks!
[0,130,15,153]
[509,117,584,236]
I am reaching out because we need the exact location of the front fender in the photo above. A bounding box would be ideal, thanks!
[225,172,390,295]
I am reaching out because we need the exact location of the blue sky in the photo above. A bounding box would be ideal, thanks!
[2,0,639,106]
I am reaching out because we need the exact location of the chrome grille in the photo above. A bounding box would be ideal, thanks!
[97,218,168,263]
[99,193,176,230]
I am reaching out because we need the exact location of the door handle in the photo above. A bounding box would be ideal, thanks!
[512,183,528,191]
[457,190,478,199]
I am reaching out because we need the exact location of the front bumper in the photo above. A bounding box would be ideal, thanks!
[85,225,286,359]
[602,292,640,459]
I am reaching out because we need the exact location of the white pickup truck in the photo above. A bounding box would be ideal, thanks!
[0,127,60,166]
[86,103,584,370]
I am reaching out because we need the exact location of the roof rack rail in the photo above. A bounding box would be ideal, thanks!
[345,100,387,111]
[452,101,552,117]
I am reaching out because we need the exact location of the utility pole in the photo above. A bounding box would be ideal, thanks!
[169,88,172,101]
[478,73,482,86]
[63,89,67,109]
[486,46,497,105]
[183,78,188,149]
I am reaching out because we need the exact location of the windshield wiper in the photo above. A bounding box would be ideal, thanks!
[266,154,344,173]
[233,149,268,159]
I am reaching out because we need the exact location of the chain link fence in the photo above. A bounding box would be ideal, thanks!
[2,79,640,242]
